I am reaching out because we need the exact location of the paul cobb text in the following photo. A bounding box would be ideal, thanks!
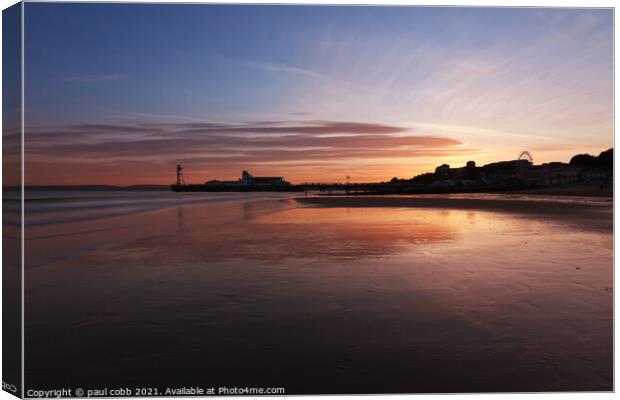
[84,387,215,396]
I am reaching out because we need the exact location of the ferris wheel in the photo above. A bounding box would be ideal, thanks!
[518,151,533,163]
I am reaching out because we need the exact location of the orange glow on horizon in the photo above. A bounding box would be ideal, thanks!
[21,144,612,186]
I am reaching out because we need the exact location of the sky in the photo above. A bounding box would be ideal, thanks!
[20,4,613,185]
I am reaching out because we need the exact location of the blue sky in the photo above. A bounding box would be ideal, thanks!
[22,4,613,184]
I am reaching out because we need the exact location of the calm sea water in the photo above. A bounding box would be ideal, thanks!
[22,191,612,393]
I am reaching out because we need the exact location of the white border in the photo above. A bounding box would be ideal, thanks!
[0,2,616,400]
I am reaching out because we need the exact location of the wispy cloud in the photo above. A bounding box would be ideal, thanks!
[23,119,466,184]
[176,120,410,136]
[27,120,410,139]
[61,75,119,83]
[24,120,419,146]
[238,61,322,78]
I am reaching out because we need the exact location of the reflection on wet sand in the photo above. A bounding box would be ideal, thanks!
[25,196,612,393]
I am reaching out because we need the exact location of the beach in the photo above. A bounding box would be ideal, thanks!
[24,191,612,393]
[296,193,613,230]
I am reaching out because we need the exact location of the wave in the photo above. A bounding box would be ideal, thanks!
[17,190,294,226]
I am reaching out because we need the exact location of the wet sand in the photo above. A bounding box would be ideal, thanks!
[500,184,613,197]
[25,193,612,394]
[296,194,613,231]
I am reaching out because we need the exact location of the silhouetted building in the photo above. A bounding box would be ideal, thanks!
[207,170,290,186]
[435,164,450,175]
[240,170,289,186]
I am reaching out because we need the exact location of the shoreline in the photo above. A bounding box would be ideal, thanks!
[337,184,613,198]
[295,194,612,230]
[497,184,612,197]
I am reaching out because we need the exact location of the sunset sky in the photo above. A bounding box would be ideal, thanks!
[21,4,613,185]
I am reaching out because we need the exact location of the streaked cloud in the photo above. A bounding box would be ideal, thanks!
[237,60,322,78]
[23,119,465,184]
[25,120,413,145]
